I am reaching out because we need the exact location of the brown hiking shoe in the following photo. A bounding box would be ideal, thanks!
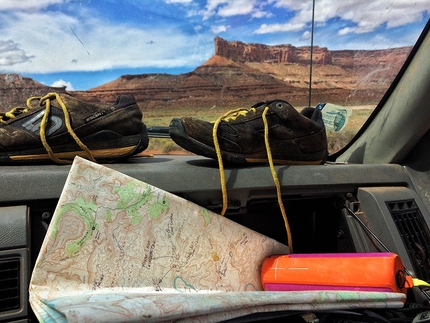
[0,92,148,164]
[169,99,327,164]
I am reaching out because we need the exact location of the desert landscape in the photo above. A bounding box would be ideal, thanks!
[0,37,411,113]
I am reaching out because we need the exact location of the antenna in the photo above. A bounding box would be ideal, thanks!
[308,0,316,108]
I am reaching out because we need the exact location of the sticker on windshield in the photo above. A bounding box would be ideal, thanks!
[316,103,352,132]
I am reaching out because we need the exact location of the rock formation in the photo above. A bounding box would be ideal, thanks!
[214,36,333,65]
[0,74,68,109]
[0,37,412,111]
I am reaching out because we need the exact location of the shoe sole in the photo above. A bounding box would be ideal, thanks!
[0,124,149,164]
[169,118,326,165]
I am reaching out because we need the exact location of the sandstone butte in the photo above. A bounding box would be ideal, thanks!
[0,37,412,111]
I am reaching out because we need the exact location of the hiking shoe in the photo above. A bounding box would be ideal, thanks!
[0,92,148,164]
[169,99,328,165]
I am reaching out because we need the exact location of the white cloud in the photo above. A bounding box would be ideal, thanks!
[254,22,306,34]
[265,0,429,36]
[0,9,212,74]
[0,0,64,11]
[211,25,229,34]
[337,27,355,36]
[164,0,192,3]
[217,0,255,16]
[0,40,34,66]
[251,9,272,19]
[200,0,224,20]
[51,79,74,91]
[201,0,267,20]
[301,30,311,41]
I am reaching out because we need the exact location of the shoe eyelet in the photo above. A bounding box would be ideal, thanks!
[276,102,283,109]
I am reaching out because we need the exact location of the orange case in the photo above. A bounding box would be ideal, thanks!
[261,253,409,294]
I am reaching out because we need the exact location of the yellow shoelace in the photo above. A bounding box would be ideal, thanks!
[212,105,294,252]
[0,107,28,122]
[0,92,96,164]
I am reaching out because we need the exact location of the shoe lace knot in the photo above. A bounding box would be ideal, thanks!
[1,92,96,164]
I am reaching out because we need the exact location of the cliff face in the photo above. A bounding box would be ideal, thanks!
[214,36,333,65]
[0,37,412,111]
[214,36,411,69]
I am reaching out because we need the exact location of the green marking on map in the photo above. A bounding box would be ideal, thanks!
[336,291,361,301]
[318,291,329,303]
[147,194,169,219]
[106,209,113,222]
[66,238,85,255]
[114,181,154,225]
[200,208,211,226]
[51,196,99,256]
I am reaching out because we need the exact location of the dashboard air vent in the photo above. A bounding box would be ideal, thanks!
[0,257,20,313]
[387,200,430,280]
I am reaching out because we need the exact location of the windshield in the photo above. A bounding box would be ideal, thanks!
[1,1,428,156]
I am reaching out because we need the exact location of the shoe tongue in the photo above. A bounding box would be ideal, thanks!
[114,94,136,108]
[300,107,315,119]
[301,107,322,122]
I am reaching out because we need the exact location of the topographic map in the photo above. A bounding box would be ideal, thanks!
[29,157,405,322]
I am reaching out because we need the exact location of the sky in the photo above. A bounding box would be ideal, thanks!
[0,0,428,90]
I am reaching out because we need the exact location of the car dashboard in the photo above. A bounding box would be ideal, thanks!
[2,154,430,322]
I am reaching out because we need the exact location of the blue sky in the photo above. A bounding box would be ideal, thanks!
[0,0,428,90]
